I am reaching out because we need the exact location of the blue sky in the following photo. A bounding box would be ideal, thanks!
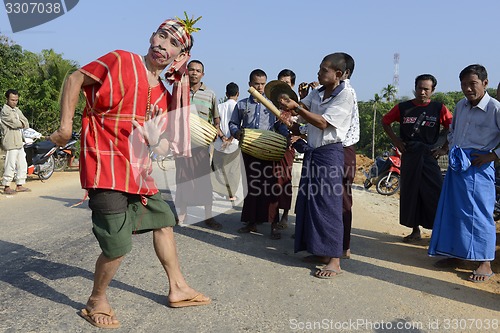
[1,0,499,103]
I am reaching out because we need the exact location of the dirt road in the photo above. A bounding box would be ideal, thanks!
[0,166,498,332]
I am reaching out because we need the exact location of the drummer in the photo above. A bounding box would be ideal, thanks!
[229,69,290,240]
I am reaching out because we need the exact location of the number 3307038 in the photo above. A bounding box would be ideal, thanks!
[5,2,62,14]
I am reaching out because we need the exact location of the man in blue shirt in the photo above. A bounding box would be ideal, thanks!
[229,69,289,240]
[429,64,500,283]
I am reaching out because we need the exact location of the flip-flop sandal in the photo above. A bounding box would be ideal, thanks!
[314,268,343,279]
[275,221,288,230]
[79,308,120,329]
[168,294,211,308]
[270,229,281,240]
[3,188,17,195]
[467,270,495,283]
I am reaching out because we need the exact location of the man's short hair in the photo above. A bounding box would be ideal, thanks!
[249,69,267,82]
[459,64,488,81]
[278,69,296,85]
[322,53,347,75]
[340,52,355,79]
[226,82,239,97]
[415,74,437,90]
[5,89,19,99]
[188,59,204,72]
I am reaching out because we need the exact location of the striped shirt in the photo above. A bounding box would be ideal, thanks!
[190,83,218,123]
[79,50,169,195]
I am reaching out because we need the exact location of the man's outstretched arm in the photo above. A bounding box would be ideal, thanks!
[50,70,97,146]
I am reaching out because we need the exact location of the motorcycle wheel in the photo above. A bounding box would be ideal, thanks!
[363,179,373,189]
[54,155,67,172]
[376,172,400,196]
[38,155,55,180]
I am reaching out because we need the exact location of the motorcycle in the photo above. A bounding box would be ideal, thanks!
[23,128,57,180]
[363,146,401,196]
[54,131,80,171]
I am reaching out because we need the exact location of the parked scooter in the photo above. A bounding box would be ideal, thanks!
[23,129,57,180]
[363,146,401,196]
[54,131,80,171]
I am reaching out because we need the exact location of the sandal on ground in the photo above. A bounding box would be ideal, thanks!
[204,218,222,230]
[237,224,257,233]
[16,186,31,192]
[275,221,288,230]
[79,308,120,329]
[3,187,17,195]
[270,228,281,240]
[402,233,421,243]
[168,293,211,308]
[314,268,343,279]
[467,270,495,283]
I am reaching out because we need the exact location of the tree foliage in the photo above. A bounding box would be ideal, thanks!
[381,84,397,102]
[357,86,499,159]
[0,35,82,135]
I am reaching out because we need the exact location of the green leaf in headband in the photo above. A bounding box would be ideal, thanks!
[175,11,202,34]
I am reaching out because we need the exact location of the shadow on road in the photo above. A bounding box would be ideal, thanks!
[38,195,89,209]
[175,216,500,312]
[0,240,169,310]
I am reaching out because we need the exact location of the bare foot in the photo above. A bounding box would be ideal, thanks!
[315,263,343,279]
[468,262,494,283]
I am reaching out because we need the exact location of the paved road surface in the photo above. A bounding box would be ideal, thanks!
[0,164,498,332]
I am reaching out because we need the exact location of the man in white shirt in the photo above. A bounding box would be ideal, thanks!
[211,82,240,200]
[279,53,353,279]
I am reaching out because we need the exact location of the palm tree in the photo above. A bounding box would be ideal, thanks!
[382,84,397,102]
[371,93,381,160]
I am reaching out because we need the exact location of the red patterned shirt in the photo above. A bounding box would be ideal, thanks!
[79,50,169,195]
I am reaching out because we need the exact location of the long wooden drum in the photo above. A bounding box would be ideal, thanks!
[189,113,217,147]
[240,128,287,161]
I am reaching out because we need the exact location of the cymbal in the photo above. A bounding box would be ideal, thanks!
[264,80,298,109]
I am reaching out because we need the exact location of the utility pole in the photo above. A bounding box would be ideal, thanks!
[393,53,400,98]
